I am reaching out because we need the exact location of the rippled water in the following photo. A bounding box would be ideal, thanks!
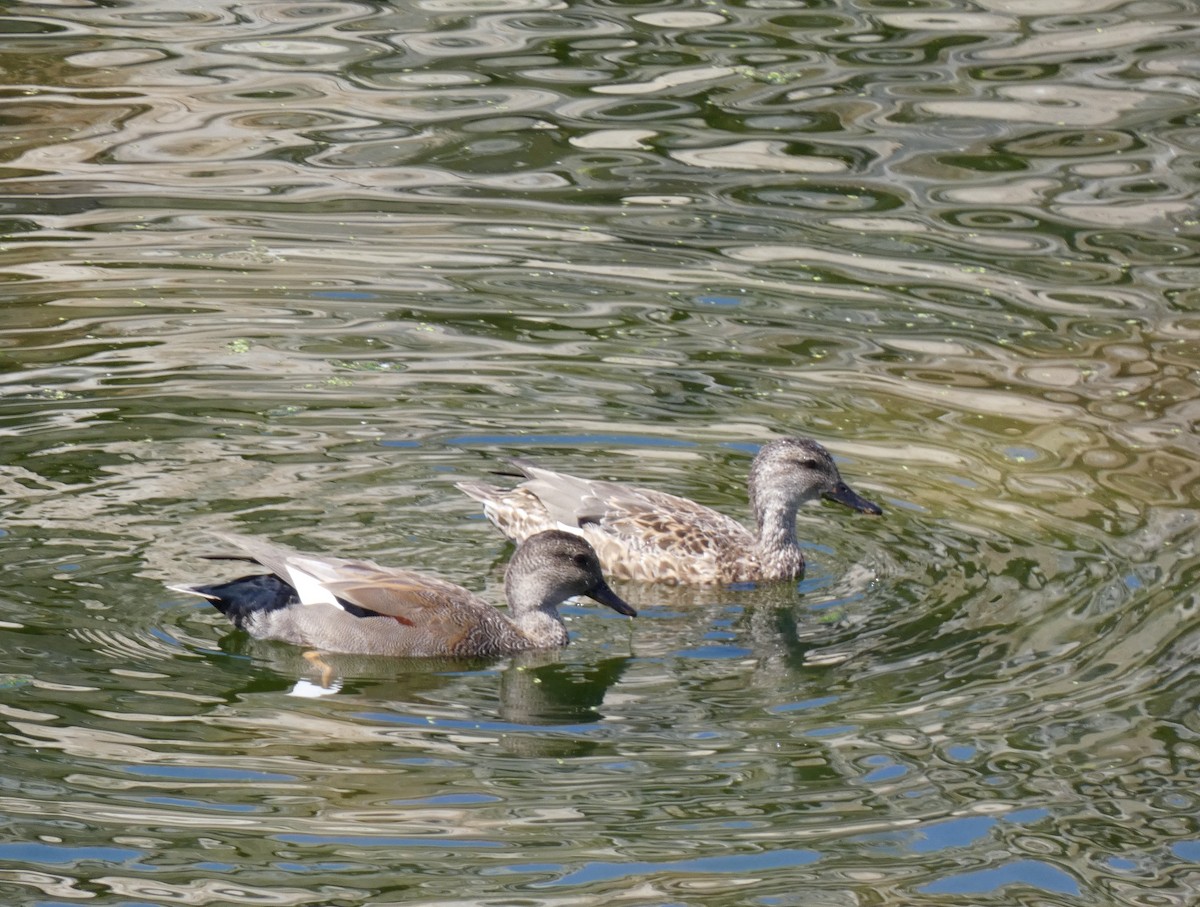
[2,1,1198,904]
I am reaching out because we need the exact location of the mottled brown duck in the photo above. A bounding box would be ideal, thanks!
[169,530,635,656]
[456,437,882,585]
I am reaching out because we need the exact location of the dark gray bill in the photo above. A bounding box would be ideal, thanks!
[587,580,637,617]
[824,481,883,516]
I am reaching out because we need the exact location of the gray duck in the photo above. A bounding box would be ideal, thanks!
[456,437,882,585]
[170,530,635,656]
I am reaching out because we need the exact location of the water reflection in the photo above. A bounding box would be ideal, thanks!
[208,634,633,729]
[2,0,1199,904]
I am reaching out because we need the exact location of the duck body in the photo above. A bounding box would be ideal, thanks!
[170,530,635,657]
[457,438,882,585]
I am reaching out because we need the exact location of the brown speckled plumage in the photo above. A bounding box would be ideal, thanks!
[169,530,635,656]
[456,438,882,585]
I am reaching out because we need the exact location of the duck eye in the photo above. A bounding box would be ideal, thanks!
[798,458,820,470]
[572,553,592,569]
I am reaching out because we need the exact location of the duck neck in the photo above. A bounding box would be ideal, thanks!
[752,497,804,578]
[504,573,570,648]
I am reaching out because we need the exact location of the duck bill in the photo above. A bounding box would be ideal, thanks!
[587,581,637,617]
[825,481,883,516]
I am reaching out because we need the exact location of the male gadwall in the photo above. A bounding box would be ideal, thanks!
[169,530,635,656]
[456,437,882,585]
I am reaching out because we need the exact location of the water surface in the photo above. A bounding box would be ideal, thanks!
[1,1,1198,905]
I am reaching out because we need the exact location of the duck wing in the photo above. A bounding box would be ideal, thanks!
[320,569,489,625]
[513,464,753,556]
[209,532,491,621]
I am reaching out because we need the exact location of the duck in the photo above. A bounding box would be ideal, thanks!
[456,437,882,585]
[169,529,636,657]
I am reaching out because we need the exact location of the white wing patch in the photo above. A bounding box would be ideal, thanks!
[283,562,344,609]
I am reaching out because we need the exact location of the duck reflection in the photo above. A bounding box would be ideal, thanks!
[212,632,630,728]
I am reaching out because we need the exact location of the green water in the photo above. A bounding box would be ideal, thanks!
[1,1,1198,905]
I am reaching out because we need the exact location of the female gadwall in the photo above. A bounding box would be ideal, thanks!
[170,530,635,656]
[456,437,882,585]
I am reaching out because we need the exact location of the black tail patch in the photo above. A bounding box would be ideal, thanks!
[196,574,298,630]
